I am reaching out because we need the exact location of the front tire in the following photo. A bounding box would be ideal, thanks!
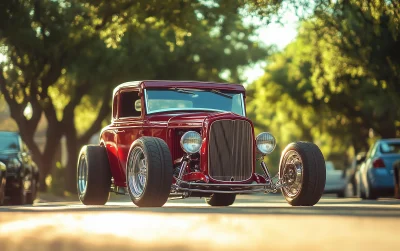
[279,142,326,206]
[126,137,173,207]
[394,161,400,199]
[10,179,27,205]
[205,194,236,206]
[77,145,112,205]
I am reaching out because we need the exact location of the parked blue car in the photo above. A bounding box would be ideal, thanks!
[358,138,400,199]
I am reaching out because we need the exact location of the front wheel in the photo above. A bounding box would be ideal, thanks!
[205,194,236,206]
[279,142,326,206]
[126,137,173,207]
[10,179,27,205]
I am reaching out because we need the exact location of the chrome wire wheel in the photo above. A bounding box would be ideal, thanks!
[128,147,147,198]
[281,150,304,198]
[77,156,88,197]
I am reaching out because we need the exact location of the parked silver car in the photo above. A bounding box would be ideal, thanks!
[324,161,346,197]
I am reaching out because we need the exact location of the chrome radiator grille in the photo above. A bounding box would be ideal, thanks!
[208,120,253,181]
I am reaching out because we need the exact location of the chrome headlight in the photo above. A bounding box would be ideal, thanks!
[256,132,276,155]
[180,131,202,154]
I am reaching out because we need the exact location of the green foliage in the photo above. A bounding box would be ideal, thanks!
[248,0,400,170]
[0,0,270,191]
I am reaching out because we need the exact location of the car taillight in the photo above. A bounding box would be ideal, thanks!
[372,158,385,168]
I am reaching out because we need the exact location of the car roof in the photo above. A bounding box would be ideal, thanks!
[113,80,246,96]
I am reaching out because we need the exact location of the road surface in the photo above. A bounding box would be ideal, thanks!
[0,194,399,251]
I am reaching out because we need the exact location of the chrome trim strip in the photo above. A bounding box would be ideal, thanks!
[176,180,269,187]
[177,188,266,194]
[241,93,246,116]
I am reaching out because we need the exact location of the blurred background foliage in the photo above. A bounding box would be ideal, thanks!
[0,0,399,192]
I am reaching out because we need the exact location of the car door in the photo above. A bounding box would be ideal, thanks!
[115,89,144,180]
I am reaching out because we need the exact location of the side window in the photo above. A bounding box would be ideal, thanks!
[119,90,141,118]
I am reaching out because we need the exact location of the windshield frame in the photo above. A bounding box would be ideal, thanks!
[143,88,246,116]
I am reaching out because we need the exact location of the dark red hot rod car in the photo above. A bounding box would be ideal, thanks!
[77,81,326,207]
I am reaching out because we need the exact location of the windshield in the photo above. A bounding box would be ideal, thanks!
[0,133,20,152]
[145,89,245,116]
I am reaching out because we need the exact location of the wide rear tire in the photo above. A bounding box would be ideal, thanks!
[126,137,173,207]
[279,142,326,206]
[77,145,112,205]
[205,194,236,206]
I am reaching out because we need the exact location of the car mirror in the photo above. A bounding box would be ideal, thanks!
[134,100,141,112]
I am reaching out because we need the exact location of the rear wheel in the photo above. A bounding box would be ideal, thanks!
[394,162,400,199]
[365,177,378,200]
[205,194,236,206]
[127,137,173,207]
[77,145,112,205]
[280,142,326,206]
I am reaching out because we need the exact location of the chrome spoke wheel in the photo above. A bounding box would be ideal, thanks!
[78,156,88,196]
[128,147,147,198]
[282,150,303,198]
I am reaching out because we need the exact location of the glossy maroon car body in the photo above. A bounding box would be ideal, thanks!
[100,80,267,189]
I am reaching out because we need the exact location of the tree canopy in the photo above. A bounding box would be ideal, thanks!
[0,0,268,191]
[247,0,400,170]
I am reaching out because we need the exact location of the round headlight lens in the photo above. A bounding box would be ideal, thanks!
[256,132,276,154]
[180,131,202,154]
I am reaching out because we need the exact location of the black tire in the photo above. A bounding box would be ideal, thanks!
[0,176,5,206]
[77,145,112,205]
[26,177,37,204]
[10,179,27,205]
[394,162,400,199]
[279,142,326,206]
[365,176,378,200]
[205,194,236,206]
[358,175,367,199]
[126,137,173,207]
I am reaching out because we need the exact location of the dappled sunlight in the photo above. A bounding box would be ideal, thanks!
[1,209,399,251]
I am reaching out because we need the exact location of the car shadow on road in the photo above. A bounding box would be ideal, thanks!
[2,200,400,218]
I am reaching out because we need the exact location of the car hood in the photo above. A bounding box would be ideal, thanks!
[0,152,18,164]
[146,111,243,128]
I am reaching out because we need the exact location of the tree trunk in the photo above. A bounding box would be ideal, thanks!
[64,123,78,193]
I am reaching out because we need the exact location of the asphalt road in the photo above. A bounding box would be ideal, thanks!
[0,194,399,251]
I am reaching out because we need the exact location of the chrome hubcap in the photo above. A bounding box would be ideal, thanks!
[128,147,147,198]
[282,150,303,198]
[78,156,88,196]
